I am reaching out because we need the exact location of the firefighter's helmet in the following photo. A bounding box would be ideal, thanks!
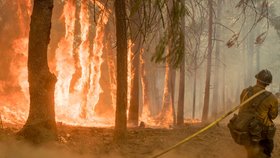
[255,69,272,85]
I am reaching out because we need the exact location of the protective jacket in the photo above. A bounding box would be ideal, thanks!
[239,84,278,127]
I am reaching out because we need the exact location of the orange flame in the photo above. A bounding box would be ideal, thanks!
[138,49,165,128]
[140,58,174,128]
[54,0,76,123]
[158,63,174,126]
[54,0,111,126]
[139,49,151,124]
[0,0,31,125]
[1,0,175,128]
[87,1,109,117]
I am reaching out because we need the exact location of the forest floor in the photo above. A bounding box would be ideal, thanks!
[0,121,280,158]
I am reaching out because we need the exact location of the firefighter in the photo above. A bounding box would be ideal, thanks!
[239,69,278,158]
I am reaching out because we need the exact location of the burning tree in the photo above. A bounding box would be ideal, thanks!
[114,0,128,143]
[18,0,58,143]
[202,0,213,122]
[128,0,142,127]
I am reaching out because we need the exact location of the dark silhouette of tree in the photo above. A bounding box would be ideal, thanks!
[202,0,213,122]
[177,0,186,126]
[114,0,128,143]
[128,0,142,127]
[211,0,223,119]
[18,0,57,143]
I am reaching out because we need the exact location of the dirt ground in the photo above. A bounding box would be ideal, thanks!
[0,122,280,158]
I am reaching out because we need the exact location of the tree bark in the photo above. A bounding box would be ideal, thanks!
[18,0,57,143]
[222,50,226,111]
[140,51,152,117]
[202,0,213,122]
[177,59,185,126]
[129,51,140,122]
[114,0,128,143]
[211,0,222,119]
[177,0,186,126]
[192,63,197,119]
[128,48,140,126]
[128,0,142,127]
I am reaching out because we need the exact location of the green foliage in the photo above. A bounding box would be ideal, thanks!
[151,0,187,68]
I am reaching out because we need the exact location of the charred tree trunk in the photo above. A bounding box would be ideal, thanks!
[223,63,227,110]
[176,0,186,126]
[140,51,151,116]
[177,58,185,126]
[222,44,226,111]
[128,48,140,126]
[128,1,142,127]
[192,62,197,119]
[177,0,186,126]
[69,0,82,93]
[211,0,222,119]
[114,0,128,143]
[202,0,213,122]
[18,0,57,143]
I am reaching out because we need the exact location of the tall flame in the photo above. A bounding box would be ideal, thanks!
[139,49,161,127]
[54,0,110,126]
[1,0,174,128]
[0,0,31,125]
[87,1,109,117]
[54,0,76,123]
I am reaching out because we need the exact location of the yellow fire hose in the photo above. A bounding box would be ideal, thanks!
[151,89,266,158]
